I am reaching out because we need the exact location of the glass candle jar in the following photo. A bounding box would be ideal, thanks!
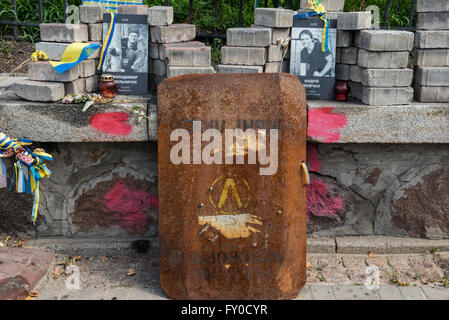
[334,81,351,102]
[99,74,118,98]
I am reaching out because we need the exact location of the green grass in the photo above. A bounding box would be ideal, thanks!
[345,0,417,28]
[0,0,81,41]
[0,0,416,41]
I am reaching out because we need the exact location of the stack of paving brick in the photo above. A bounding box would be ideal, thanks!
[13,4,105,102]
[335,11,371,101]
[148,6,214,92]
[413,0,449,103]
[352,29,414,105]
[218,8,293,74]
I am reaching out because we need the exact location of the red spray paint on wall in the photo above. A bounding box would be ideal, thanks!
[103,179,159,234]
[307,107,347,143]
[90,112,132,136]
[306,143,345,218]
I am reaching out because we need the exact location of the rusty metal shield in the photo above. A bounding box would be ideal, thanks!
[158,73,307,300]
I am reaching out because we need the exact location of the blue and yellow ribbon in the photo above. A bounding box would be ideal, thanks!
[0,130,53,224]
[48,43,102,74]
[98,12,117,71]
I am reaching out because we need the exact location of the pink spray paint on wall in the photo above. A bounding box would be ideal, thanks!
[307,107,347,143]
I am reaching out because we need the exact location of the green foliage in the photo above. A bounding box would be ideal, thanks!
[0,0,82,41]
[0,0,416,41]
[344,0,417,28]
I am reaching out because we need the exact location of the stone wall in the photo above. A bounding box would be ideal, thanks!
[2,141,448,240]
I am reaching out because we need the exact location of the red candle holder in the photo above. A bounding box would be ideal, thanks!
[334,81,351,102]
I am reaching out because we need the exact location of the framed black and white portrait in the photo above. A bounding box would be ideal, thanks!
[290,16,337,99]
[102,13,149,95]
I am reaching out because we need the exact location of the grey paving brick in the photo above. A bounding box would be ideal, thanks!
[265,62,281,73]
[310,285,336,300]
[64,78,86,95]
[227,28,271,47]
[357,30,414,52]
[336,47,341,63]
[293,285,313,300]
[415,67,449,86]
[166,66,215,78]
[13,80,65,102]
[218,65,263,73]
[337,12,372,30]
[350,64,362,82]
[35,42,69,61]
[84,75,99,92]
[362,86,414,106]
[221,46,266,65]
[300,0,345,12]
[270,27,291,45]
[149,74,166,91]
[159,41,205,60]
[353,30,361,47]
[358,49,408,68]
[417,12,449,30]
[28,61,79,82]
[254,8,293,28]
[337,30,352,47]
[88,23,102,41]
[349,81,363,100]
[414,49,449,67]
[148,6,173,26]
[378,285,403,300]
[267,45,284,62]
[79,4,105,23]
[415,31,449,49]
[421,287,449,300]
[340,47,358,64]
[361,68,413,87]
[152,59,166,76]
[333,285,380,300]
[149,42,159,59]
[417,0,449,12]
[150,24,196,43]
[282,59,289,73]
[414,85,449,103]
[399,286,427,300]
[336,63,350,80]
[117,4,148,15]
[164,46,211,67]
[79,60,96,78]
[40,23,88,43]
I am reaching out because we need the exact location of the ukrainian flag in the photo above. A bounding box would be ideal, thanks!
[49,43,102,74]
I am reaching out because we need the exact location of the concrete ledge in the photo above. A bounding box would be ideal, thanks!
[30,236,449,255]
[0,96,150,142]
[30,238,158,257]
[336,236,449,254]
[307,99,449,143]
[307,237,336,253]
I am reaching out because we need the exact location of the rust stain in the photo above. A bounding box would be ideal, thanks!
[391,168,449,238]
[366,168,381,186]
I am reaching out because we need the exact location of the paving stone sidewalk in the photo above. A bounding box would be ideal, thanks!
[0,247,55,299]
[32,251,449,300]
